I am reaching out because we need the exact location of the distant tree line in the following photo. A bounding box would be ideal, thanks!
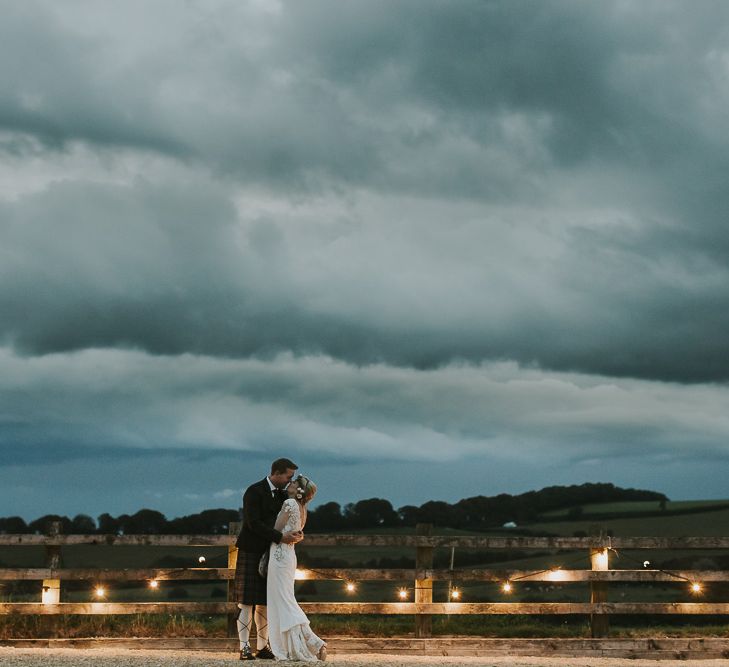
[0,483,666,535]
[306,483,667,531]
[0,508,239,536]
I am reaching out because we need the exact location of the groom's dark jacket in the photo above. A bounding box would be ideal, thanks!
[236,478,286,554]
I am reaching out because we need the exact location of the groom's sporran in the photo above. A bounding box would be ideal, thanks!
[258,549,269,578]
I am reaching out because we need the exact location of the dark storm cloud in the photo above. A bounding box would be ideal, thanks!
[0,1,379,188]
[2,0,729,383]
[3,1,727,199]
[2,176,729,381]
[0,440,240,466]
[0,4,187,156]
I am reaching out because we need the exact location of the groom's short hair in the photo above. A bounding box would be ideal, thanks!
[271,458,298,474]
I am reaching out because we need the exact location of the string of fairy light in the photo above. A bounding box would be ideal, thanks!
[91,554,209,599]
[610,548,705,594]
[294,547,708,601]
[496,547,706,598]
[86,549,707,600]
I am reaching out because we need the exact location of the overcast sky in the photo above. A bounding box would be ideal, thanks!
[2,0,729,521]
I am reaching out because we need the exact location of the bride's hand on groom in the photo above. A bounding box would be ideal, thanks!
[282,530,304,544]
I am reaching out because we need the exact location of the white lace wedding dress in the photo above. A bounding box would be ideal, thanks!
[267,498,326,661]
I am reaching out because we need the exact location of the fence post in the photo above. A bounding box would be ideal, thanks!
[415,523,433,638]
[447,546,455,602]
[41,520,62,605]
[590,528,609,638]
[228,521,241,638]
[39,520,62,636]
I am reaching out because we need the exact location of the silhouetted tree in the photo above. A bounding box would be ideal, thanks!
[28,514,72,535]
[418,500,454,527]
[306,502,345,531]
[120,509,168,534]
[167,509,240,534]
[0,516,29,534]
[97,513,121,534]
[70,514,97,533]
[397,505,419,527]
[344,498,398,528]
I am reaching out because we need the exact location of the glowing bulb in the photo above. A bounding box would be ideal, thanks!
[594,549,609,570]
[94,587,106,598]
[295,568,307,580]
[502,582,512,594]
[398,588,408,600]
[149,580,159,589]
[691,582,702,594]
[547,568,567,582]
[643,561,650,568]
[345,582,356,593]
[198,556,206,564]
[450,588,461,600]
[41,583,59,605]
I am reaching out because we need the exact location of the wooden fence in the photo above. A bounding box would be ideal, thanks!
[2,522,729,639]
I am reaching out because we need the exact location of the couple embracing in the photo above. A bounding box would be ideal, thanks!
[233,458,327,662]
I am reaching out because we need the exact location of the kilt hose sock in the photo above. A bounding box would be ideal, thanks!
[237,604,269,651]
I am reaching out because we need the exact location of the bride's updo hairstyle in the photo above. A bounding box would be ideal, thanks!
[295,475,317,504]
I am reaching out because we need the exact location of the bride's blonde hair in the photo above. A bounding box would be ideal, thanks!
[295,475,317,504]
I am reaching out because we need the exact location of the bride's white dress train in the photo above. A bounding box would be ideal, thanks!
[267,498,326,661]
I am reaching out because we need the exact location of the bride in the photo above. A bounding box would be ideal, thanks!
[266,475,327,661]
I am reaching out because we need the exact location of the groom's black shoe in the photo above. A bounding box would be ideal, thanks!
[255,646,275,660]
[239,646,255,660]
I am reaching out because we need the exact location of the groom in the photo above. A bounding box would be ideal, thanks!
[234,458,303,660]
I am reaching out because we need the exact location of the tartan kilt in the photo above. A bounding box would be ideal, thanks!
[233,550,268,606]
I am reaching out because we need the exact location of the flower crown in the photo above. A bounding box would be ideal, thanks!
[294,475,312,500]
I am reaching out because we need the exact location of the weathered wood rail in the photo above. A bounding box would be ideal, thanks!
[2,524,729,640]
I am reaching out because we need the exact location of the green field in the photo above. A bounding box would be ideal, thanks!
[527,506,729,538]
[540,499,729,519]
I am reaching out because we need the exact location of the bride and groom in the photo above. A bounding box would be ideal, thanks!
[234,458,327,661]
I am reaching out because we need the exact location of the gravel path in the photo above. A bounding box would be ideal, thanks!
[0,648,727,667]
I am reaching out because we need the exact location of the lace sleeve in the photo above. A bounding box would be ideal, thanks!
[273,499,296,532]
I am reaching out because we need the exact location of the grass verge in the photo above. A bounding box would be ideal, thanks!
[4,614,729,639]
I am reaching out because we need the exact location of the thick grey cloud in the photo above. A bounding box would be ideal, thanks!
[2,345,729,517]
[3,346,729,466]
[3,1,728,201]
[0,1,728,380]
[2,174,729,381]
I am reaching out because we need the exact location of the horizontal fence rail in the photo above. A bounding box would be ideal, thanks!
[2,522,729,639]
[4,534,729,548]
[4,602,729,615]
[3,568,729,582]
